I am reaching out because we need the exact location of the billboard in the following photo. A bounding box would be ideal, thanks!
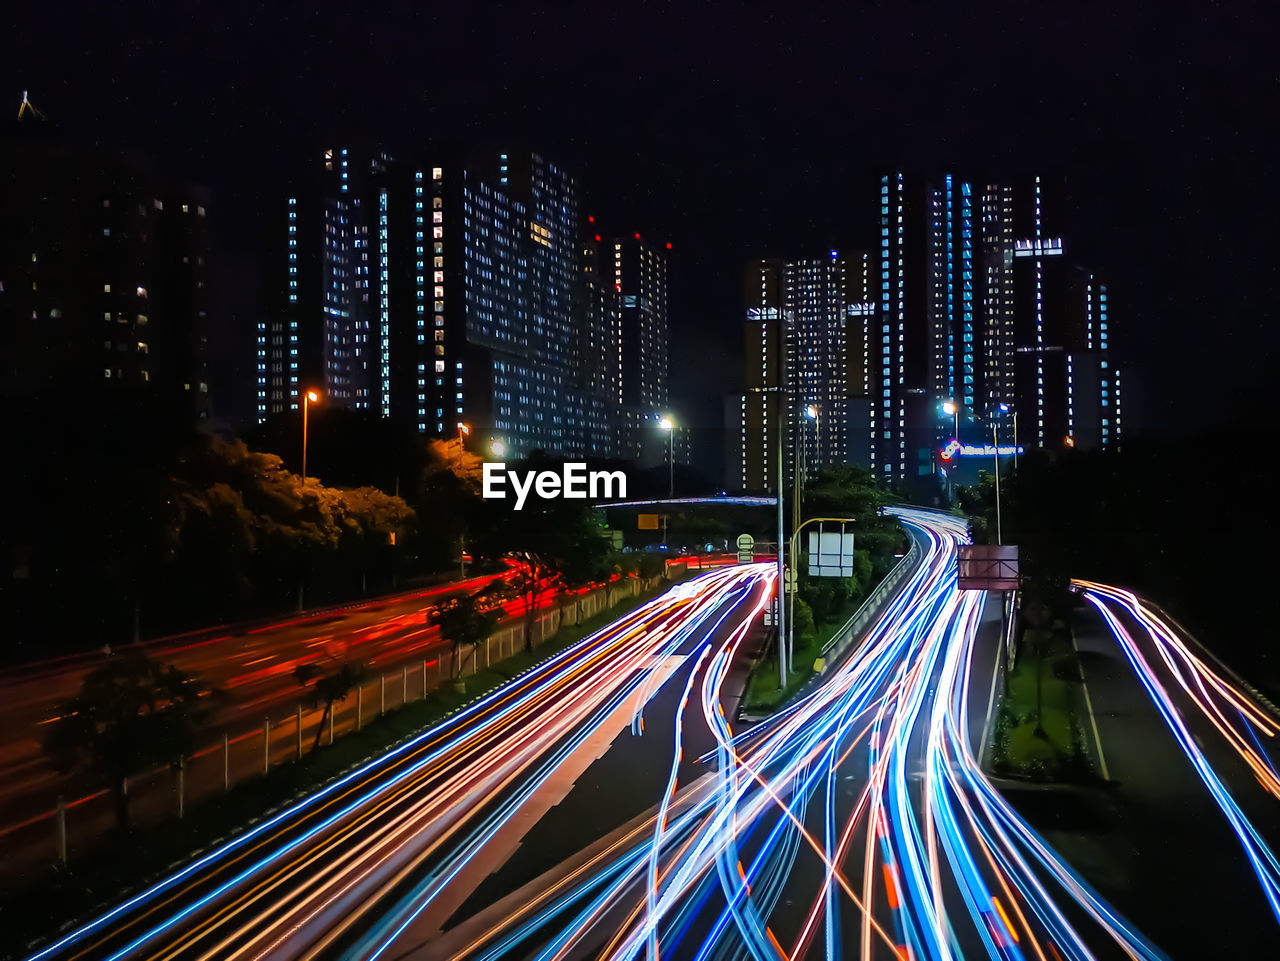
[957,544,1020,591]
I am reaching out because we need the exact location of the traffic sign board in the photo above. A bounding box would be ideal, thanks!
[736,533,755,551]
[784,568,797,593]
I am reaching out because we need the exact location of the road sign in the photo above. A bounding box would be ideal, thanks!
[784,567,797,593]
[957,544,1020,591]
[808,524,855,578]
[736,533,755,564]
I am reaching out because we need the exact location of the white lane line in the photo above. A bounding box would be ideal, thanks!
[1072,622,1111,781]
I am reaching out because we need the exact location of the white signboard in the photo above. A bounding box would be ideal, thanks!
[808,528,855,578]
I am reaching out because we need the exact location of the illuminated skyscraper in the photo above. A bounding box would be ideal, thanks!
[612,232,673,463]
[276,148,619,459]
[730,251,872,492]
[259,147,379,421]
[869,171,1116,485]
[1064,268,1121,450]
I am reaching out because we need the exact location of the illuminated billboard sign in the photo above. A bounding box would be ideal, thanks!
[939,439,1024,462]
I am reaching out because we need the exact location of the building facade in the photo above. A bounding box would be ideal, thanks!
[258,147,379,422]
[872,171,1120,485]
[730,251,872,492]
[264,147,660,463]
[1,124,213,422]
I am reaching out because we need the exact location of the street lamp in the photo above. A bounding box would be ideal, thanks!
[302,389,320,482]
[804,404,819,478]
[658,416,675,498]
[659,417,674,548]
[999,403,1018,471]
[942,400,959,439]
[489,438,506,458]
[992,418,1003,545]
[456,422,470,470]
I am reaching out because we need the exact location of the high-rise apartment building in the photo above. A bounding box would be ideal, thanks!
[730,251,872,492]
[1064,268,1121,450]
[870,171,1118,484]
[258,147,380,421]
[1,117,213,421]
[612,233,673,463]
[578,217,623,409]
[268,147,642,460]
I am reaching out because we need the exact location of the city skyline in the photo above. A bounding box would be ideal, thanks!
[4,5,1272,450]
[3,8,1280,958]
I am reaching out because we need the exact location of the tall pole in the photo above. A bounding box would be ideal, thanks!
[775,325,788,689]
[789,423,803,663]
[993,421,1003,544]
[1013,411,1019,473]
[301,393,310,483]
[668,429,674,500]
[816,409,821,472]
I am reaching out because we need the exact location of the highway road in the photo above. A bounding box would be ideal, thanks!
[0,569,525,825]
[15,563,772,961]
[405,508,1169,961]
[16,514,1280,959]
[1068,580,1280,953]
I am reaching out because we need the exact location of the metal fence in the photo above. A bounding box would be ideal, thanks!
[820,537,925,663]
[0,572,673,879]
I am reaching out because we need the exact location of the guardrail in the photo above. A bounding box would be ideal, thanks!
[742,535,925,719]
[0,572,674,879]
[821,535,924,663]
[1141,600,1280,724]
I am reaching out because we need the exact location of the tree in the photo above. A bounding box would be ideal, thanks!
[471,453,615,650]
[43,652,220,832]
[1022,598,1054,739]
[430,586,505,678]
[634,553,666,580]
[792,597,817,649]
[294,660,369,751]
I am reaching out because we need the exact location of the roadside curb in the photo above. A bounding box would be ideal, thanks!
[1147,601,1280,725]
[735,532,926,723]
[1070,622,1112,782]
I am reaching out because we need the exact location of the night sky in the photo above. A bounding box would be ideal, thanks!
[5,2,1277,439]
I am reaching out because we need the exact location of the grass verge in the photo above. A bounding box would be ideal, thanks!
[989,635,1096,783]
[0,573,690,959]
[742,598,860,713]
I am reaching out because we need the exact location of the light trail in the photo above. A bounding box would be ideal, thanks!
[23,565,773,961]
[37,512,1278,960]
[1076,580,1280,925]
[422,509,1168,961]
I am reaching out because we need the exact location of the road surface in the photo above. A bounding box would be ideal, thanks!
[16,563,771,961]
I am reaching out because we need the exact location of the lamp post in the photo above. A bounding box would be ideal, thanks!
[999,403,1018,472]
[942,400,959,439]
[992,419,1003,545]
[456,422,470,470]
[488,438,506,459]
[659,417,674,548]
[805,404,820,476]
[301,389,320,482]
